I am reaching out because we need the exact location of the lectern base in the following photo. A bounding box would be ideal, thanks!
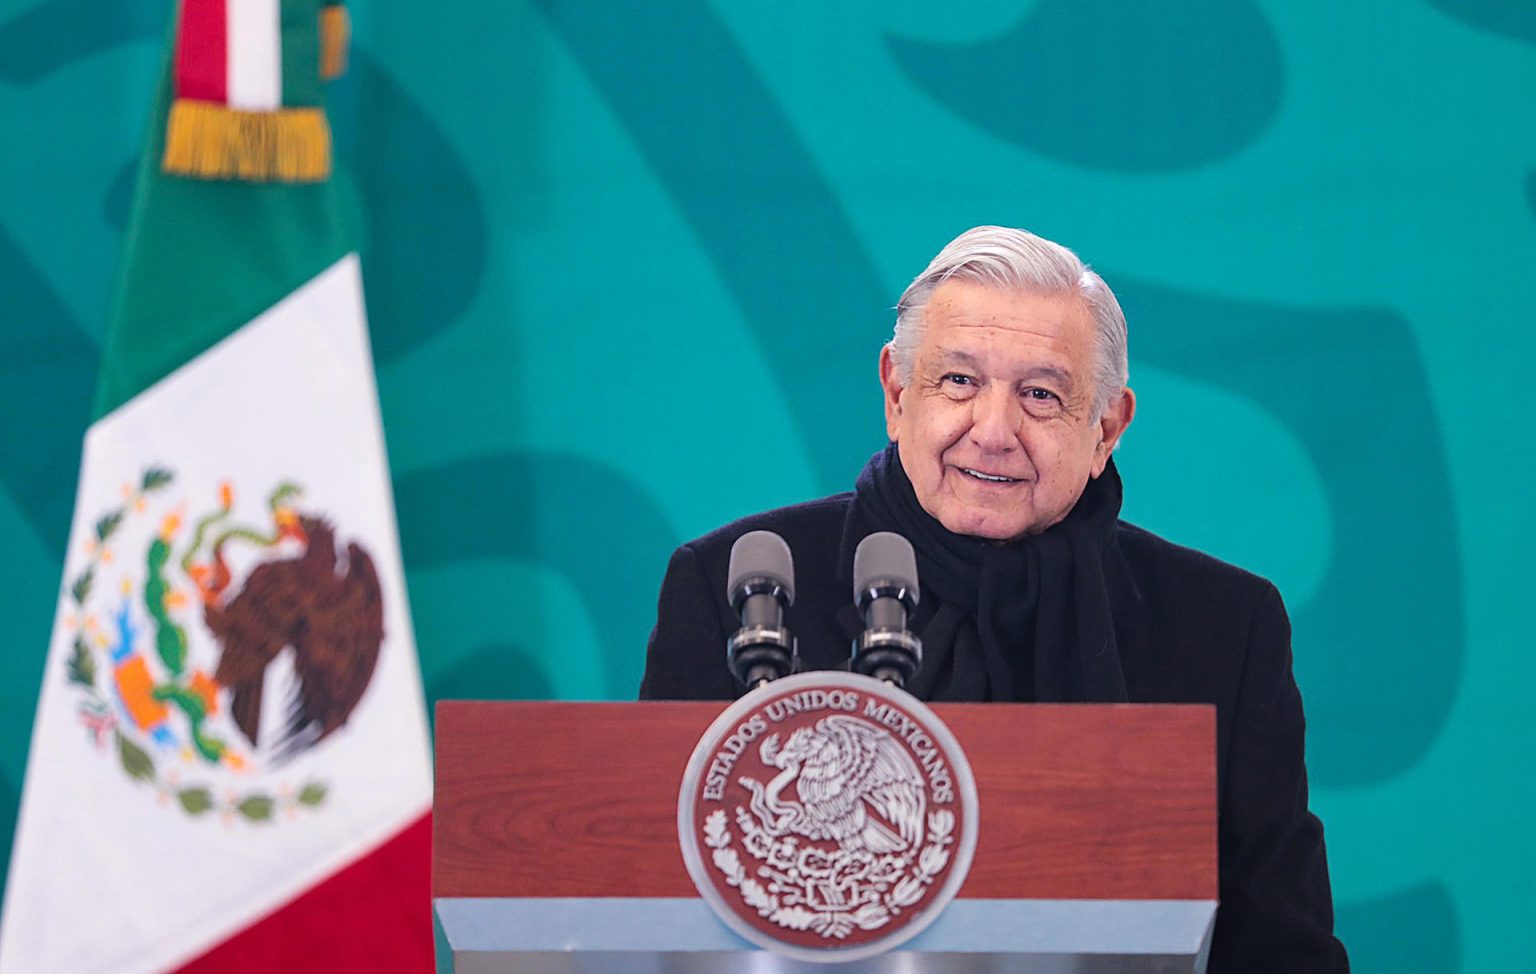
[453,952,1200,974]
[436,897,1215,974]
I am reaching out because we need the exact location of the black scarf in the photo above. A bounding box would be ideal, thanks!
[845,443,1128,703]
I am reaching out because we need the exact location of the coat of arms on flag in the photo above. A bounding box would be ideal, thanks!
[63,464,388,822]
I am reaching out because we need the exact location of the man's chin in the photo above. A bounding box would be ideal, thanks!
[936,508,1030,544]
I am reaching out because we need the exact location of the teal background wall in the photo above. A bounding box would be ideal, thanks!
[2,1,1534,969]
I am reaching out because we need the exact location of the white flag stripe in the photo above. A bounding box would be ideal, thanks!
[0,256,431,974]
[226,0,281,111]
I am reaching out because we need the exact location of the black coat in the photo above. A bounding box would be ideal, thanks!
[640,492,1348,972]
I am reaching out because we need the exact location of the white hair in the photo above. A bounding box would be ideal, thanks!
[891,226,1129,417]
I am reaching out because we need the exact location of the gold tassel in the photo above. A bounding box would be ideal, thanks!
[163,100,332,183]
[320,5,350,81]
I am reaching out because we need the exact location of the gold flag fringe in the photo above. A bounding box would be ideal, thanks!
[163,100,331,183]
[320,5,350,81]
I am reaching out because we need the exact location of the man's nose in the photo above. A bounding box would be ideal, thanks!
[968,389,1019,451]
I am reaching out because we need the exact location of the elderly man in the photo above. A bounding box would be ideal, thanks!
[640,226,1348,970]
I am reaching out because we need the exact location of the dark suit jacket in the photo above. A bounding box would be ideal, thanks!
[641,493,1348,972]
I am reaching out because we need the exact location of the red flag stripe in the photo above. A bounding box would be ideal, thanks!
[174,0,228,102]
[172,812,434,973]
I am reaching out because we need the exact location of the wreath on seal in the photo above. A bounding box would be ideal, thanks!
[702,806,956,940]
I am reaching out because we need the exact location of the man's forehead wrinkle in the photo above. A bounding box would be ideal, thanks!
[926,313,1084,358]
[928,286,1079,327]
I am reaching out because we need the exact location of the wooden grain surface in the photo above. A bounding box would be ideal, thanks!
[433,700,1215,901]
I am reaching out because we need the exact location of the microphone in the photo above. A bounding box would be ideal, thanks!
[851,531,922,687]
[726,530,797,689]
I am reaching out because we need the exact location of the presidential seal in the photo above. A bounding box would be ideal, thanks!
[678,671,978,962]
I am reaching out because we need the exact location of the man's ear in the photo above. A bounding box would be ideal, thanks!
[879,344,906,441]
[1090,387,1136,477]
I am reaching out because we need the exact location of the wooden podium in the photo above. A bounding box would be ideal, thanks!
[434,700,1216,973]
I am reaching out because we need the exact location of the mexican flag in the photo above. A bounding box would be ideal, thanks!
[0,2,434,971]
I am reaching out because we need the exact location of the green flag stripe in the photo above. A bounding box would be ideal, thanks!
[96,34,349,420]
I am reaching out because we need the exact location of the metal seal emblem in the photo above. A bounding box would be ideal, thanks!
[678,671,979,962]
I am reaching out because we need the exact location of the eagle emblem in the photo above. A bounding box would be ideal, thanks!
[679,672,977,962]
[742,716,927,856]
[60,465,385,822]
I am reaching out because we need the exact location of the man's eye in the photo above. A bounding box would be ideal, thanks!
[1021,387,1065,415]
[942,373,973,386]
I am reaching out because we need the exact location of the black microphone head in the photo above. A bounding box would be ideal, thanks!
[728,530,795,606]
[853,531,919,608]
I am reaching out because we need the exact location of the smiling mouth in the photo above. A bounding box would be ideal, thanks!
[959,467,1023,484]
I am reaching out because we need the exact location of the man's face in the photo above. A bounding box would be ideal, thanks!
[880,280,1134,541]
